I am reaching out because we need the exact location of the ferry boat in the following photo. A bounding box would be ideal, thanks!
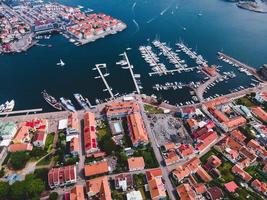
[74,93,90,110]
[0,100,15,113]
[42,90,62,111]
[60,97,76,112]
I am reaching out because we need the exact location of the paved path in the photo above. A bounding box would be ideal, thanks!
[139,101,177,200]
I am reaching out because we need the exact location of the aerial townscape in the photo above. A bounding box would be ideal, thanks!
[1,0,267,200]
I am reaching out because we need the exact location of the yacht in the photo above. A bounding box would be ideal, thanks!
[0,100,15,112]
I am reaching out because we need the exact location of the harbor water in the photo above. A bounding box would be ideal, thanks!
[1,0,267,111]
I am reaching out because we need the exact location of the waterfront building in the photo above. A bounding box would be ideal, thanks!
[0,121,17,146]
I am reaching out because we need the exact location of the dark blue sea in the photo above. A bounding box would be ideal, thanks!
[1,0,267,111]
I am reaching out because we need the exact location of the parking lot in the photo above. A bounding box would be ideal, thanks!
[149,114,193,146]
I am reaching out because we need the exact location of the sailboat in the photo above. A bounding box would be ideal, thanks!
[57,59,65,66]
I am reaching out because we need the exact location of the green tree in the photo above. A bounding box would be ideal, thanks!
[9,151,30,170]
[49,192,58,200]
[24,175,45,198]
[10,181,26,200]
[0,181,10,200]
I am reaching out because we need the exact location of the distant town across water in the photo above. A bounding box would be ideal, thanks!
[0,0,267,112]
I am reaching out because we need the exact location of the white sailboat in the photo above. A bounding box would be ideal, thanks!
[57,59,65,66]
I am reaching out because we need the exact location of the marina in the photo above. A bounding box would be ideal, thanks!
[0,0,267,112]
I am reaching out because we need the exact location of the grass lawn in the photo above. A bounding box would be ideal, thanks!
[236,96,256,107]
[44,133,55,153]
[234,188,264,200]
[36,155,52,166]
[245,165,267,182]
[217,162,234,183]
[144,104,164,114]
[200,148,219,163]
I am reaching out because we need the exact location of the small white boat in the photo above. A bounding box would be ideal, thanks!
[57,59,65,66]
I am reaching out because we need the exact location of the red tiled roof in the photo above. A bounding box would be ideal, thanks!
[84,161,109,177]
[224,181,238,193]
[8,143,33,152]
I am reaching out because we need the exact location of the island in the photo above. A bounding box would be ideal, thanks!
[0,1,126,54]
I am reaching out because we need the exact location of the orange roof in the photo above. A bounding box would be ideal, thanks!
[224,181,238,193]
[105,101,140,117]
[251,106,267,121]
[8,143,33,152]
[202,65,217,76]
[196,166,212,183]
[196,131,218,151]
[172,157,200,181]
[146,168,162,181]
[178,144,194,157]
[68,112,79,131]
[223,116,247,130]
[70,185,85,200]
[127,157,145,171]
[164,142,176,151]
[232,164,252,182]
[204,97,229,108]
[84,112,98,154]
[251,179,267,193]
[193,183,207,194]
[146,169,166,200]
[207,155,222,168]
[239,146,257,162]
[164,150,179,166]
[231,130,246,142]
[70,137,79,153]
[227,137,242,150]
[84,161,109,177]
[127,112,149,146]
[176,183,196,200]
[86,176,112,200]
[209,108,229,122]
[13,125,30,143]
[187,118,198,128]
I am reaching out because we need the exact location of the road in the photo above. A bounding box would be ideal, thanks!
[139,101,177,200]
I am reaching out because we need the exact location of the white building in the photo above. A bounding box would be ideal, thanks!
[0,122,17,146]
[255,92,267,103]
[126,191,143,200]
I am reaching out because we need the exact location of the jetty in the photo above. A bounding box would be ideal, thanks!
[93,64,114,99]
[0,108,43,117]
[218,52,262,81]
[122,52,141,94]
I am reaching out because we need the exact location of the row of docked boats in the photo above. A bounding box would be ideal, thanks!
[152,40,188,69]
[42,90,94,112]
[0,100,15,113]
[139,45,167,74]
[218,55,252,76]
[176,42,207,66]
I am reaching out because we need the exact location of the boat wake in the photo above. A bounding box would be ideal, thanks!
[132,2,136,12]
[147,17,156,24]
[160,5,171,15]
[133,19,140,32]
